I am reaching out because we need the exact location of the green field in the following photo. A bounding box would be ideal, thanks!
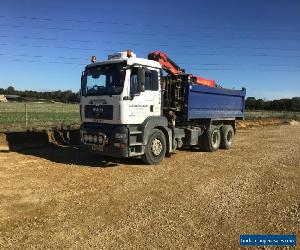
[245,110,300,120]
[0,102,79,130]
[0,102,299,131]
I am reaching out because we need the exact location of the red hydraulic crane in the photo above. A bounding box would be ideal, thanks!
[148,51,215,88]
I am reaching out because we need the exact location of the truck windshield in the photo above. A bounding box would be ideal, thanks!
[82,63,126,96]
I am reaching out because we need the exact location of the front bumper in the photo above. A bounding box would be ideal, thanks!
[80,123,129,158]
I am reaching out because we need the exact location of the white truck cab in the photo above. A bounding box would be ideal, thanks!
[80,51,169,164]
[81,51,162,124]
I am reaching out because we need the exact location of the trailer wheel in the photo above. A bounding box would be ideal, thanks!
[220,125,234,149]
[203,126,221,152]
[142,129,166,165]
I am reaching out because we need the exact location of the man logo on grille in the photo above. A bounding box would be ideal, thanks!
[93,107,104,112]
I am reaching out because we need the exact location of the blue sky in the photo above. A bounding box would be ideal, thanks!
[0,0,299,99]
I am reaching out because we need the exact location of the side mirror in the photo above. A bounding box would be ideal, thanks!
[81,71,87,97]
[137,68,145,92]
[81,71,85,86]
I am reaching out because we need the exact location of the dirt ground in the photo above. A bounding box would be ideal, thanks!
[0,124,299,249]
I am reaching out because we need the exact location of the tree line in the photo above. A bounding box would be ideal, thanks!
[0,86,299,111]
[246,97,300,111]
[0,86,80,103]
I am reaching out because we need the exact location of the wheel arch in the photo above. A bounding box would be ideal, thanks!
[220,120,236,133]
[210,119,236,133]
[139,116,173,154]
[155,126,172,154]
[140,116,168,144]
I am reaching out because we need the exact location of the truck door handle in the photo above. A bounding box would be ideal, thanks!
[150,105,153,112]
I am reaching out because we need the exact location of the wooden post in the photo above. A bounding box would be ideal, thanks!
[25,103,28,128]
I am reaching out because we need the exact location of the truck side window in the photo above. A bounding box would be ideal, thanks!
[145,70,159,91]
[130,68,138,95]
[130,68,159,94]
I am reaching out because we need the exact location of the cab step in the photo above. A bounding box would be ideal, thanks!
[129,142,143,146]
[129,131,143,135]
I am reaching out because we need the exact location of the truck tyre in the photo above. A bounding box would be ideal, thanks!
[203,126,221,152]
[220,125,234,149]
[142,129,166,165]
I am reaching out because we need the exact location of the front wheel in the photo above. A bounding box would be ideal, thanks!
[142,129,166,165]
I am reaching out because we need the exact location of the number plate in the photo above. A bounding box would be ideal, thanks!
[91,144,103,151]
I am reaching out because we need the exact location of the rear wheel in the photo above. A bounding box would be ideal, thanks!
[220,125,234,149]
[203,126,221,152]
[142,129,166,165]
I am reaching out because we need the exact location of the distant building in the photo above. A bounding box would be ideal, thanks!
[4,95,21,101]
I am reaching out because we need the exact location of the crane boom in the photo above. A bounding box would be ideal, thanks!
[148,51,215,87]
[148,51,184,75]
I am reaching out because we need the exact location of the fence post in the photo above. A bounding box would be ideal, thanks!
[25,103,28,128]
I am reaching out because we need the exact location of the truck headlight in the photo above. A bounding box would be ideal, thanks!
[98,135,104,144]
[88,135,93,143]
[83,134,88,142]
[93,135,98,143]
[115,133,127,139]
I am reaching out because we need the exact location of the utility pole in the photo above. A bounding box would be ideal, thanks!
[25,103,28,128]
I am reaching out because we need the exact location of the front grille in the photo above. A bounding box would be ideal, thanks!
[84,105,113,120]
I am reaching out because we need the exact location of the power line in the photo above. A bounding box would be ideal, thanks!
[9,58,84,66]
[1,53,300,72]
[0,52,87,61]
[180,62,300,68]
[0,42,95,51]
[0,24,156,36]
[0,52,297,67]
[1,43,300,58]
[259,64,300,67]
[1,23,300,41]
[1,34,300,51]
[1,14,299,33]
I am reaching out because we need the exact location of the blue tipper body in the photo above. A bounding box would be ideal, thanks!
[186,84,246,120]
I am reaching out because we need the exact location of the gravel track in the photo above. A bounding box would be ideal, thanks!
[0,124,299,249]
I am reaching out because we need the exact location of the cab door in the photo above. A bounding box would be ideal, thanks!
[127,67,161,124]
[150,69,161,116]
